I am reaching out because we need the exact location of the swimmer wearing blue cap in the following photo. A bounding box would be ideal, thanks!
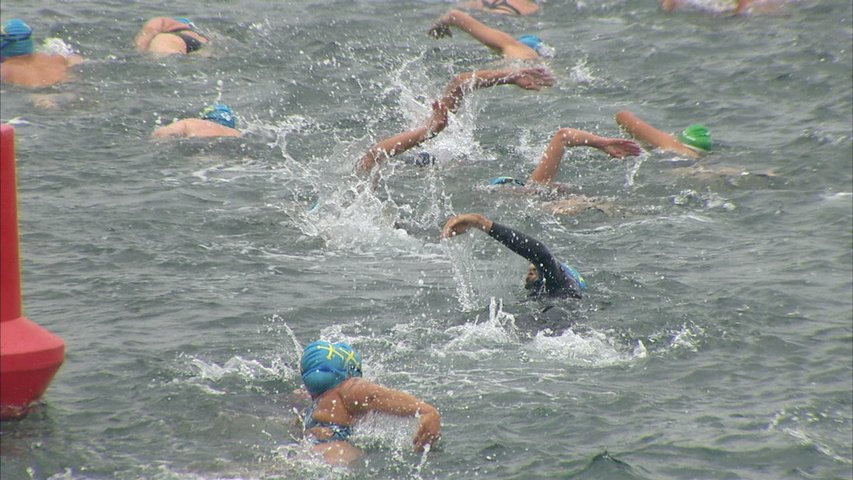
[152,103,241,138]
[442,213,587,298]
[298,340,441,467]
[429,9,549,60]
[1,18,84,88]
[134,17,209,56]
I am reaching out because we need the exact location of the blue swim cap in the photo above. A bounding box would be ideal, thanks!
[173,17,196,28]
[201,103,236,129]
[300,341,363,397]
[560,263,587,292]
[488,176,526,187]
[1,19,34,58]
[517,34,542,50]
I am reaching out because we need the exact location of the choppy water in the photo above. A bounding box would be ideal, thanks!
[1,1,851,479]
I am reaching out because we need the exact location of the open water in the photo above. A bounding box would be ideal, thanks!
[1,1,851,479]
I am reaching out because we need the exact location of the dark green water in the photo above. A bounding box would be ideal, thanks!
[1,1,851,479]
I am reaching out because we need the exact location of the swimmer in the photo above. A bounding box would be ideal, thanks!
[457,0,541,16]
[134,17,209,56]
[152,103,241,138]
[299,340,441,467]
[615,110,775,184]
[484,127,640,215]
[615,110,711,159]
[356,66,555,175]
[1,19,84,88]
[442,213,587,299]
[428,9,552,60]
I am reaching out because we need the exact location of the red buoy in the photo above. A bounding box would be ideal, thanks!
[0,123,65,420]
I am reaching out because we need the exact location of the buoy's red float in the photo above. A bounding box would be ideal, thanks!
[1,123,65,420]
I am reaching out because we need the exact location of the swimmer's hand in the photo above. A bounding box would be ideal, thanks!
[598,138,642,159]
[427,100,449,138]
[509,67,555,91]
[413,408,441,452]
[441,213,493,239]
[428,21,452,39]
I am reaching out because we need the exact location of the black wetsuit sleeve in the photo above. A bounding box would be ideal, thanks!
[487,222,581,297]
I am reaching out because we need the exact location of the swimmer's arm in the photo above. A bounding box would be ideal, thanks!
[355,101,448,174]
[440,67,554,113]
[528,128,641,184]
[486,221,558,274]
[615,111,699,158]
[135,17,185,52]
[428,9,536,59]
[342,380,441,451]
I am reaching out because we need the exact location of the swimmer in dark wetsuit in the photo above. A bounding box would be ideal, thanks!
[134,17,209,56]
[458,0,541,15]
[441,213,587,298]
[298,340,441,467]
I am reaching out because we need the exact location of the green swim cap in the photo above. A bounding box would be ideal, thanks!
[677,124,712,151]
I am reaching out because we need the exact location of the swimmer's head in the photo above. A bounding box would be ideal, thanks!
[300,340,363,397]
[488,176,526,187]
[517,34,554,57]
[201,103,236,129]
[524,262,587,293]
[1,19,34,59]
[677,124,712,152]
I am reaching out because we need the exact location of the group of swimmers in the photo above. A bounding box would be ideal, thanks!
[0,0,784,468]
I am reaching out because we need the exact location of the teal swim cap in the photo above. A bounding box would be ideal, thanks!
[560,263,587,292]
[677,124,712,151]
[300,341,363,397]
[517,34,542,50]
[1,19,34,58]
[173,17,196,28]
[488,176,526,187]
[201,103,235,129]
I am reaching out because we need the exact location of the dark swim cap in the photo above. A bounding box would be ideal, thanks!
[201,103,236,129]
[300,341,363,397]
[1,19,34,58]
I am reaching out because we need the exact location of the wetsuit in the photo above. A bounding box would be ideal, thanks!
[487,222,583,299]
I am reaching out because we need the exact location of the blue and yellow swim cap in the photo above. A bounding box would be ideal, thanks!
[677,124,712,151]
[300,341,363,397]
[560,263,587,292]
[1,19,35,58]
[201,103,235,129]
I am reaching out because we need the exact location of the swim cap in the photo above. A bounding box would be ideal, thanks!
[300,341,363,397]
[201,103,236,129]
[173,17,196,29]
[1,19,34,58]
[677,124,712,151]
[560,263,587,292]
[488,176,526,187]
[517,34,542,50]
